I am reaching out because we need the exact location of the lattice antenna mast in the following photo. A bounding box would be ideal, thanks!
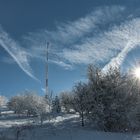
[46,42,49,97]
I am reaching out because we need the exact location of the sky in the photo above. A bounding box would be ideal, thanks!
[0,0,140,97]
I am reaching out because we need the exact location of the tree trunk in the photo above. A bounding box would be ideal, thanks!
[40,115,43,126]
[81,112,84,127]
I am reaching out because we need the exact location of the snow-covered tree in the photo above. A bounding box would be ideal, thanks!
[72,82,88,127]
[8,95,26,114]
[86,65,137,131]
[45,91,53,115]
[86,65,105,128]
[23,92,45,116]
[52,96,61,113]
[8,91,50,124]
[0,95,7,115]
[34,95,49,125]
[60,91,73,113]
[0,96,7,107]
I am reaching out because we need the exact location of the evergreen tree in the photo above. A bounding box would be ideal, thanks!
[52,96,61,113]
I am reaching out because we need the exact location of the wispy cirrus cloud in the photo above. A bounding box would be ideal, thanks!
[23,6,126,69]
[50,60,73,70]
[0,26,38,81]
[102,18,140,72]
[25,6,125,44]
[62,18,140,71]
[45,6,125,45]
[2,5,139,81]
[7,5,140,74]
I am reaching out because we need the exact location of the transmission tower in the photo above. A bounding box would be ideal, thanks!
[46,42,49,97]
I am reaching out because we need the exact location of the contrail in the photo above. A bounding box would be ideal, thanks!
[102,18,140,73]
[102,41,139,72]
[0,26,38,81]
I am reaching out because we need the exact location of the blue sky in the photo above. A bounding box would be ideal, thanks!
[0,0,140,97]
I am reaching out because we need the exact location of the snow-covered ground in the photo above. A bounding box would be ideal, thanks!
[0,111,139,140]
[0,111,35,128]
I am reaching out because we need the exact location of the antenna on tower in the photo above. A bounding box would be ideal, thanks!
[46,42,49,97]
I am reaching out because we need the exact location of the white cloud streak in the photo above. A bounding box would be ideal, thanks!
[60,18,140,72]
[2,5,138,81]
[50,60,73,70]
[46,6,125,45]
[102,18,140,72]
[24,6,126,70]
[0,26,38,81]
